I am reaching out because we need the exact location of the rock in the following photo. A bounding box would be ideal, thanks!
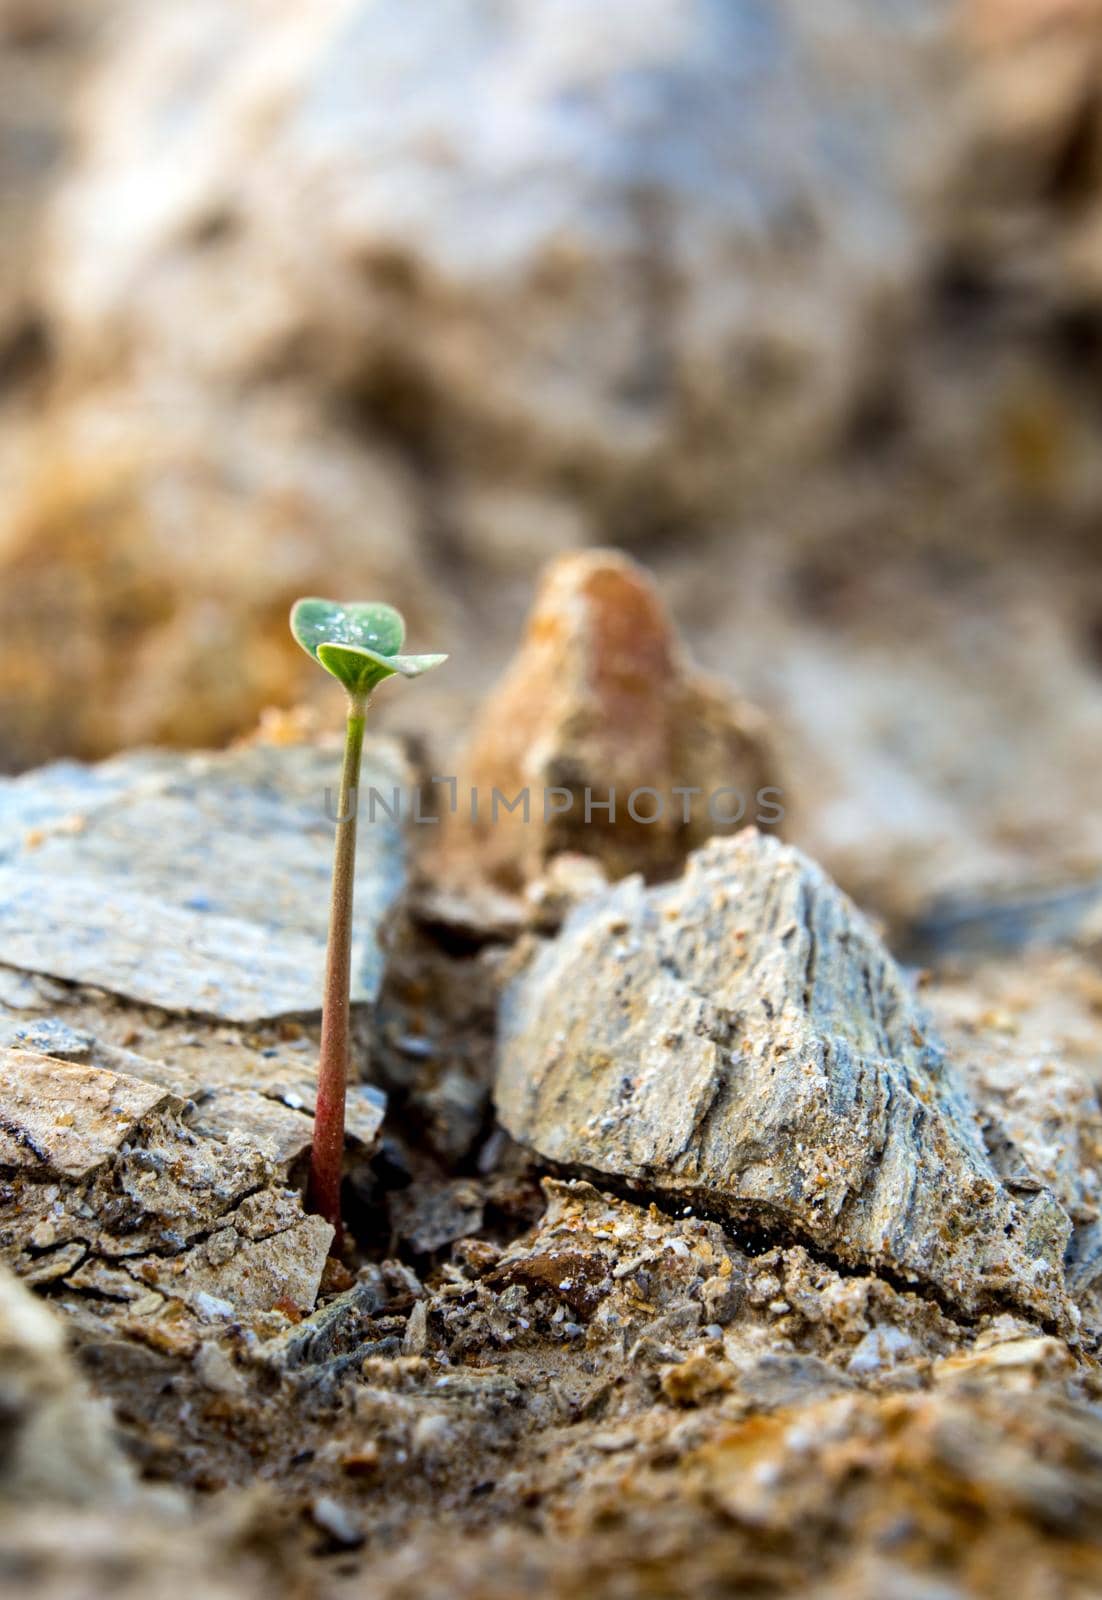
[933,1333,1077,1394]
[0,737,409,1021]
[130,1214,333,1320]
[311,1494,364,1549]
[0,1010,386,1181]
[488,1240,612,1323]
[0,1261,137,1505]
[496,831,1072,1324]
[0,1048,333,1335]
[401,1300,429,1357]
[388,1179,486,1256]
[46,0,938,499]
[924,944,1102,1328]
[0,393,437,771]
[903,879,1102,966]
[184,1078,383,1168]
[264,1281,384,1372]
[0,1048,169,1178]
[455,551,775,886]
[659,1349,735,1407]
[0,1015,96,1060]
[689,1387,1102,1548]
[193,1338,246,1398]
[0,0,948,768]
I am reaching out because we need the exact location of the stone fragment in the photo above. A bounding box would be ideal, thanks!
[0,1017,95,1060]
[193,1339,246,1398]
[457,551,774,886]
[130,1214,333,1319]
[65,1258,151,1302]
[388,1180,486,1256]
[497,832,1072,1323]
[0,740,409,1021]
[402,1300,429,1357]
[186,1086,322,1168]
[0,1263,137,1505]
[310,1494,365,1549]
[21,1242,87,1288]
[488,1244,612,1321]
[0,1048,171,1179]
[265,1281,384,1372]
[203,1080,385,1158]
[0,1050,332,1331]
[659,1351,735,1407]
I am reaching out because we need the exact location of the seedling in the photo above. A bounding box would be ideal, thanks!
[291,597,446,1249]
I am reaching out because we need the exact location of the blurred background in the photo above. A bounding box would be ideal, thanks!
[2,0,1102,927]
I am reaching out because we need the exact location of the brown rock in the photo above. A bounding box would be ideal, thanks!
[0,396,433,770]
[0,1048,171,1179]
[0,1049,333,1339]
[40,0,941,536]
[130,1214,333,1319]
[659,1350,734,1407]
[456,551,775,886]
[488,1243,612,1321]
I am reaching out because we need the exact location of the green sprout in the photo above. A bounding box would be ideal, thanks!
[291,597,446,1249]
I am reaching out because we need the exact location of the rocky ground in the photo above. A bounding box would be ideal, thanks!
[3,1,1102,1596]
[0,568,1101,1600]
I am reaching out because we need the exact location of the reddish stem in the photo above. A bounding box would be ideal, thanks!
[308,699,366,1253]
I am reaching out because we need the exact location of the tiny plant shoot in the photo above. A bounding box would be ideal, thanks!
[291,597,446,1249]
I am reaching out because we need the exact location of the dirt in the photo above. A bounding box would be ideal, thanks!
[0,823,1100,1600]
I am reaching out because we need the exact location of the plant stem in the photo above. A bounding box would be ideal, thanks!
[308,697,366,1252]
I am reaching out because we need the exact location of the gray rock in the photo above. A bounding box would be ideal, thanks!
[0,740,409,1021]
[0,1016,94,1061]
[0,747,394,1311]
[388,1179,486,1256]
[265,1281,384,1371]
[496,832,1071,1324]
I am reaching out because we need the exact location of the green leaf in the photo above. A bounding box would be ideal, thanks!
[291,597,405,661]
[291,597,446,698]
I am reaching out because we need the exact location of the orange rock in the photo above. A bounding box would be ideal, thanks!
[455,550,775,886]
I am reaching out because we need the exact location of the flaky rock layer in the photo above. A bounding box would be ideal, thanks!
[497,831,1071,1324]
